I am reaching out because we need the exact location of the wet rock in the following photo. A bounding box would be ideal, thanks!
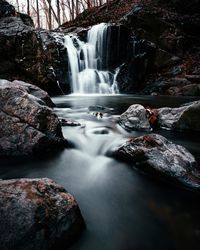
[170,65,183,76]
[0,79,67,156]
[0,178,85,250]
[193,66,200,75]
[9,80,55,107]
[0,0,15,18]
[0,1,69,95]
[119,104,151,131]
[166,84,200,96]
[116,40,156,93]
[154,50,181,69]
[60,118,81,127]
[106,24,131,69]
[157,100,200,131]
[111,134,200,190]
[18,12,34,27]
[185,75,200,83]
[141,77,194,95]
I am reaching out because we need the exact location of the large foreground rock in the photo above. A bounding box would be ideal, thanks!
[110,134,200,190]
[0,178,85,250]
[0,79,67,156]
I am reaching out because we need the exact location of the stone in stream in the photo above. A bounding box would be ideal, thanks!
[0,178,85,250]
[119,104,152,131]
[0,79,67,156]
[119,100,200,132]
[60,118,81,127]
[157,100,200,131]
[109,134,200,190]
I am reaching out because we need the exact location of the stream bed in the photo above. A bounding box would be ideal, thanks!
[1,95,200,250]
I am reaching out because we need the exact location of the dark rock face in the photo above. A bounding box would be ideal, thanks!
[111,134,200,190]
[158,100,200,131]
[0,178,85,250]
[166,84,200,96]
[105,24,131,70]
[0,79,67,156]
[18,12,34,27]
[0,1,69,95]
[116,39,156,93]
[157,0,200,14]
[119,104,151,131]
[118,2,200,94]
[0,0,15,18]
[59,0,200,95]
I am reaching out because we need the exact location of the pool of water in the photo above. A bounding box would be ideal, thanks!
[1,95,200,250]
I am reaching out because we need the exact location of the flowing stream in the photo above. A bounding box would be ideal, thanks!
[1,95,200,250]
[64,23,119,94]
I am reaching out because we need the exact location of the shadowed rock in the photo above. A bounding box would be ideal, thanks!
[157,100,200,131]
[0,1,69,95]
[0,178,85,250]
[110,134,200,190]
[0,79,67,156]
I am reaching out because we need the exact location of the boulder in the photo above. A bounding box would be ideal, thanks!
[119,104,151,131]
[166,84,200,96]
[0,178,85,250]
[110,134,200,190]
[9,80,55,107]
[0,0,15,18]
[0,79,67,156]
[0,1,69,95]
[157,100,200,131]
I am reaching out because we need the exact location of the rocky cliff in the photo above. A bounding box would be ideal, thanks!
[61,0,200,96]
[0,0,70,95]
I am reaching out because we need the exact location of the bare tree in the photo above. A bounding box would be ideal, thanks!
[36,0,40,28]
[27,0,30,16]
[16,0,20,12]
[11,0,109,29]
[56,0,61,25]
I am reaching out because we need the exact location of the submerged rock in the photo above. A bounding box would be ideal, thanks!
[0,79,67,156]
[110,134,200,190]
[60,118,81,127]
[119,104,151,131]
[0,178,85,250]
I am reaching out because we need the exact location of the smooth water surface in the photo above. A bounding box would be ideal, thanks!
[1,95,200,250]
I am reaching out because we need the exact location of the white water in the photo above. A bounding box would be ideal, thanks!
[64,23,119,94]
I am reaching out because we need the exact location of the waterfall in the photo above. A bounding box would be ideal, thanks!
[64,23,119,94]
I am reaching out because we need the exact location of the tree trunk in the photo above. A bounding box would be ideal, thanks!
[27,0,30,15]
[47,0,52,30]
[36,0,40,28]
[56,0,61,26]
[16,0,20,12]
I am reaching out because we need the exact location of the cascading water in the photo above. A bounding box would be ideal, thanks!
[64,23,119,94]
